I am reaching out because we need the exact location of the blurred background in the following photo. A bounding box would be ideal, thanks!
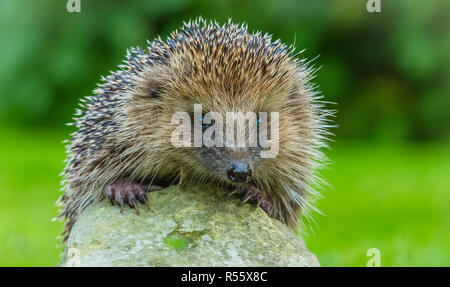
[0,0,449,266]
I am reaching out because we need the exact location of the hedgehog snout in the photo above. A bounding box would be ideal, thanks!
[226,162,252,183]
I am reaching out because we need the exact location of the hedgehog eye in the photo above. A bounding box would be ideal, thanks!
[257,118,262,127]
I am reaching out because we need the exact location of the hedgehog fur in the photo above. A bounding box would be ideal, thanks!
[57,18,334,241]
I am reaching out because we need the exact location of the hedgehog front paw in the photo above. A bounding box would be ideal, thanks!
[106,180,162,214]
[234,184,274,217]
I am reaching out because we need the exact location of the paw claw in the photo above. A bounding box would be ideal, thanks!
[129,197,140,215]
[118,197,124,213]
[106,180,161,214]
[139,193,150,210]
[243,195,251,203]
[235,184,274,217]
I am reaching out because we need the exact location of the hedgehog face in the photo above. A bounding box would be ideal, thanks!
[155,56,300,184]
[128,21,323,187]
[159,92,275,183]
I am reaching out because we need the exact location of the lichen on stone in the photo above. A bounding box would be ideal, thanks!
[59,185,320,267]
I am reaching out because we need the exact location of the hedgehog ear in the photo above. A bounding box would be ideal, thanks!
[140,77,164,100]
[134,68,168,100]
[150,86,163,99]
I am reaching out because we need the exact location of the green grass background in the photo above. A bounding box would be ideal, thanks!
[1,128,448,266]
[0,0,448,267]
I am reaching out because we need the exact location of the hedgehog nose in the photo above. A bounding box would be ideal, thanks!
[227,162,252,183]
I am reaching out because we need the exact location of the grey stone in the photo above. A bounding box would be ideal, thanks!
[59,185,320,267]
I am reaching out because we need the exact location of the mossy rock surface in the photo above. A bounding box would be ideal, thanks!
[59,185,319,267]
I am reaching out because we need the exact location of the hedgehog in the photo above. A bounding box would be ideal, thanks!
[57,18,333,241]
